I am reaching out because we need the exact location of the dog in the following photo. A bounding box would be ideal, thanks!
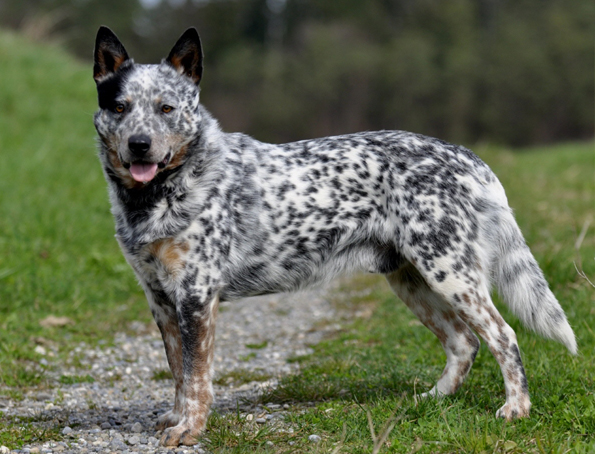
[92,26,577,446]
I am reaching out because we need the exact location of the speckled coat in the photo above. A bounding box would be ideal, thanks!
[92,27,577,447]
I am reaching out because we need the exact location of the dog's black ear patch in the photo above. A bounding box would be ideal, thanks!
[94,26,130,83]
[166,28,203,85]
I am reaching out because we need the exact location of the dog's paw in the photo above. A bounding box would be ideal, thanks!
[495,400,531,420]
[415,386,443,402]
[156,410,183,431]
[159,421,201,447]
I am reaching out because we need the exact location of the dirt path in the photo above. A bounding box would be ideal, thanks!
[0,287,342,453]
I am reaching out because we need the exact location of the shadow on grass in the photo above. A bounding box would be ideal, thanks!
[257,360,421,406]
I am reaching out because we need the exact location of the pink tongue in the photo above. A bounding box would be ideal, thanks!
[130,162,158,182]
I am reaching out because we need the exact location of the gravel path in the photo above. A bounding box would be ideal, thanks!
[0,287,344,453]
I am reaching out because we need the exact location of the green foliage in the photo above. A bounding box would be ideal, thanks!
[1,0,593,145]
[207,0,593,145]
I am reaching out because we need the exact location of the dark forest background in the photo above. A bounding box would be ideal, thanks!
[1,0,593,146]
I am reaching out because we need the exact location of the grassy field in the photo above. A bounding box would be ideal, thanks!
[0,31,593,452]
[0,31,150,391]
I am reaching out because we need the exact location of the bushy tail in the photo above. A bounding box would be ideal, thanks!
[494,212,577,354]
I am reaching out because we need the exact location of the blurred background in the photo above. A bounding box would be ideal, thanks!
[0,0,593,146]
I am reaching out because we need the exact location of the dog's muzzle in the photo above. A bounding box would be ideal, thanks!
[126,134,158,183]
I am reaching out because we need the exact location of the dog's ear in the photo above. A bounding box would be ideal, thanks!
[166,28,203,85]
[94,26,130,83]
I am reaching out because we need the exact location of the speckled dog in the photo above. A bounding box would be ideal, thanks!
[93,26,577,446]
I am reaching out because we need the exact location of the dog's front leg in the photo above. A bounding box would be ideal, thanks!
[151,300,185,431]
[160,288,219,447]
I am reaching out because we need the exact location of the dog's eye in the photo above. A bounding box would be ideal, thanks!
[161,105,174,113]
[114,104,125,113]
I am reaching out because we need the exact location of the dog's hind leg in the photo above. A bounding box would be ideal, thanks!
[387,263,480,398]
[395,252,532,419]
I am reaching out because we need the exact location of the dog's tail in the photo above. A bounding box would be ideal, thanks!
[493,210,577,354]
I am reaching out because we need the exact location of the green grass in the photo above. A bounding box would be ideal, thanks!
[213,369,273,387]
[0,29,594,452]
[0,412,63,448]
[58,374,95,385]
[0,30,150,390]
[246,341,269,349]
[152,369,175,381]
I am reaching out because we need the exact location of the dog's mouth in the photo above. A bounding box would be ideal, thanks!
[122,153,172,183]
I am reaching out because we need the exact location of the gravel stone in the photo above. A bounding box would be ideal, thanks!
[109,439,127,450]
[309,434,322,443]
[128,435,140,445]
[2,286,344,453]
[35,392,52,402]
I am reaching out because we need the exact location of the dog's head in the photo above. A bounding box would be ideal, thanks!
[93,26,203,188]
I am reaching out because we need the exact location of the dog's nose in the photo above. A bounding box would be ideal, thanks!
[128,134,152,157]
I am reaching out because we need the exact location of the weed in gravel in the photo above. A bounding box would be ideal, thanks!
[239,352,257,362]
[86,398,98,410]
[151,369,174,381]
[0,412,63,449]
[58,374,95,385]
[105,372,123,386]
[245,341,268,349]
[0,388,24,402]
[214,369,272,387]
